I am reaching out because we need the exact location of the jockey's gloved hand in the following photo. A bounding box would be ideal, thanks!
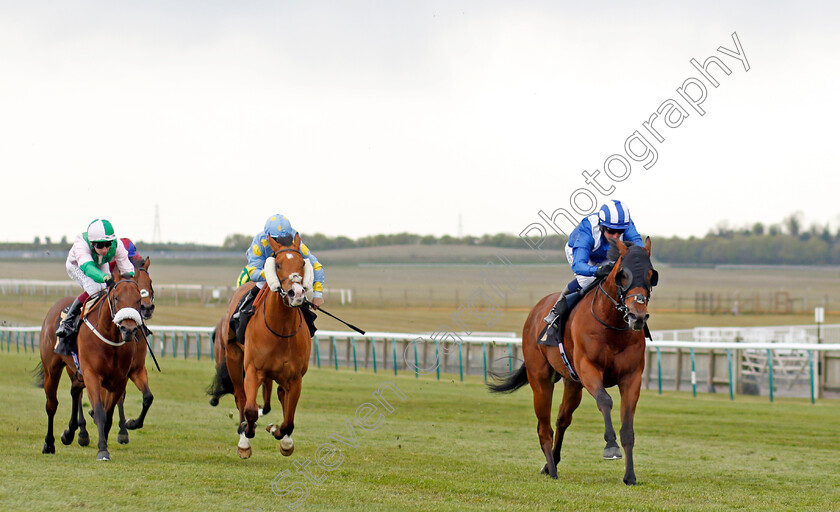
[594,262,615,278]
[104,277,116,288]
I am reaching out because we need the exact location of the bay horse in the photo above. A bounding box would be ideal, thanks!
[113,257,156,441]
[40,271,143,461]
[489,238,658,485]
[208,317,275,415]
[214,233,311,459]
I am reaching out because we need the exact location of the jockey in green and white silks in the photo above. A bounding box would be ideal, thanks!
[55,219,136,356]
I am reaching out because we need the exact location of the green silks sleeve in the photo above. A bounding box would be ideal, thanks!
[80,261,109,283]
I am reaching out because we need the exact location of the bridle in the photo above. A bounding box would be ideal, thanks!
[262,248,305,337]
[591,260,652,331]
[85,278,142,346]
[270,248,306,307]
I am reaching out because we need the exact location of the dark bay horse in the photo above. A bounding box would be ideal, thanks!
[208,317,274,415]
[214,233,311,459]
[40,272,143,461]
[489,238,658,485]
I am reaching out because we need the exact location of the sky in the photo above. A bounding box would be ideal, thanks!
[1,1,839,245]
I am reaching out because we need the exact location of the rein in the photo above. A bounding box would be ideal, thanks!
[591,268,651,331]
[86,279,141,346]
[261,295,304,338]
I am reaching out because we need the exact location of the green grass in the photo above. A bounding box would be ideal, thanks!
[1,351,839,511]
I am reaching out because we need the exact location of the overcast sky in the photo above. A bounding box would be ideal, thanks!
[1,1,838,245]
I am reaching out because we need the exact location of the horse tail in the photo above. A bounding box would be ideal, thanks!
[32,361,45,388]
[206,356,234,405]
[487,363,529,394]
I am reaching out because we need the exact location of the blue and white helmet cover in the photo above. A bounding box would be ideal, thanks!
[598,200,632,229]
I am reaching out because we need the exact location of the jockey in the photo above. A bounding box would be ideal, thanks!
[540,200,644,343]
[233,214,325,341]
[55,219,135,356]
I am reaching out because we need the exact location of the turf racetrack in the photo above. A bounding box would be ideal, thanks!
[1,351,838,511]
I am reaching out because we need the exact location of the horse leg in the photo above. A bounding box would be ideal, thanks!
[126,367,154,430]
[61,382,82,447]
[225,342,247,425]
[84,374,111,461]
[117,390,129,444]
[76,384,90,447]
[267,377,301,456]
[261,379,272,416]
[235,366,261,459]
[552,379,583,467]
[527,369,556,478]
[578,361,621,460]
[42,365,61,454]
[618,372,643,485]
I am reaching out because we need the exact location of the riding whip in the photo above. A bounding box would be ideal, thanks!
[305,301,365,335]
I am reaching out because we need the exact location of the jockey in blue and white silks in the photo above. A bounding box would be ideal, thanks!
[540,200,644,345]
[566,200,644,290]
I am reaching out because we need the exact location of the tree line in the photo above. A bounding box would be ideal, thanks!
[9,213,839,265]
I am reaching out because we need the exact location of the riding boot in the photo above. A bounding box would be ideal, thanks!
[234,286,260,343]
[301,305,317,337]
[55,298,83,356]
[539,289,580,345]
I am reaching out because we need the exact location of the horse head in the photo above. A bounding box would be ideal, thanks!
[608,237,658,331]
[133,256,155,320]
[108,272,143,342]
[265,233,307,307]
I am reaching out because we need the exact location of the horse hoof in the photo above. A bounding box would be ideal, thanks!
[42,444,55,454]
[238,446,252,459]
[209,397,219,407]
[97,451,111,461]
[624,476,637,486]
[78,433,90,447]
[603,446,622,460]
[279,435,294,456]
[261,404,271,416]
[126,419,141,430]
[118,433,129,445]
[60,431,74,446]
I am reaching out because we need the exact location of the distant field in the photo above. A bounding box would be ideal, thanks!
[1,352,838,511]
[3,253,840,334]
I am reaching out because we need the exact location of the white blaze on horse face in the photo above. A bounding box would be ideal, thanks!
[285,253,294,260]
[289,283,306,306]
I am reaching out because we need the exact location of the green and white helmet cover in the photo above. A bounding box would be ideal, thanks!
[87,219,117,242]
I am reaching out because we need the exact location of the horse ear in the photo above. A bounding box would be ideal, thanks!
[293,232,301,250]
[644,236,652,256]
[649,269,659,287]
[268,235,281,252]
[618,239,628,258]
[143,256,150,270]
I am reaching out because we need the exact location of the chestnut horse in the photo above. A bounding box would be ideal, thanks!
[208,317,274,415]
[489,238,658,485]
[40,272,143,461]
[215,233,311,459]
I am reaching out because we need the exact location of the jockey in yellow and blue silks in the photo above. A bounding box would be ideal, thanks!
[540,200,644,344]
[233,214,325,341]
